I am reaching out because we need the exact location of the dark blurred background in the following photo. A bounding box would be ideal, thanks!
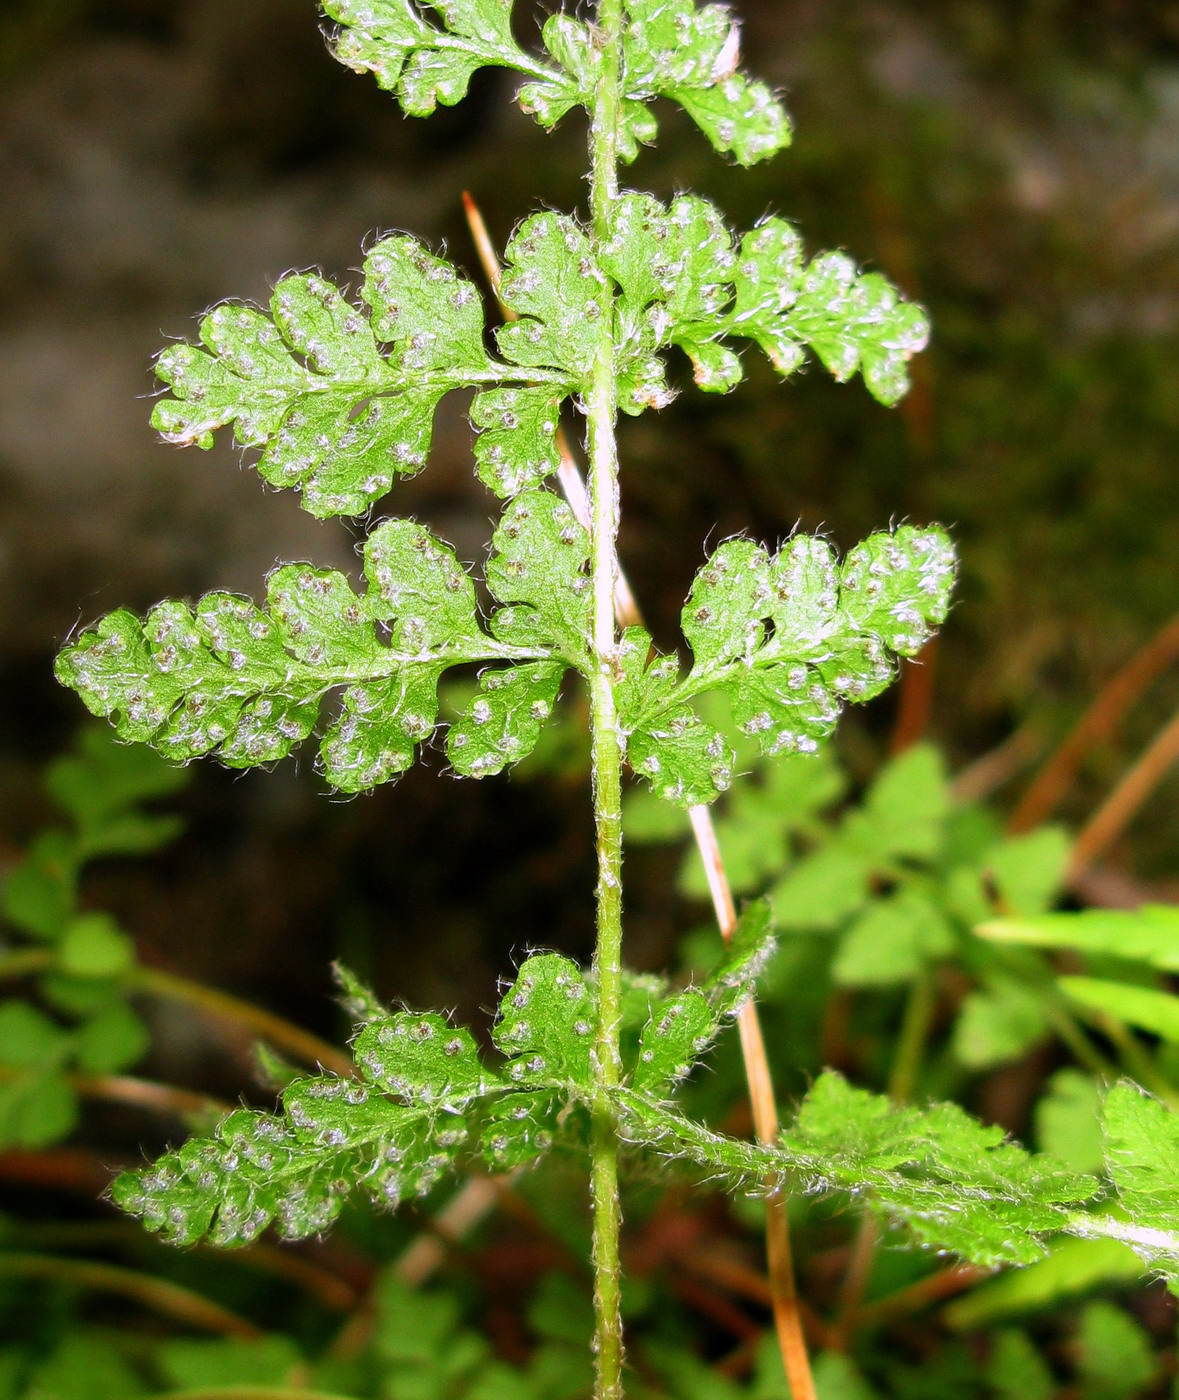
[2,0,1178,1065]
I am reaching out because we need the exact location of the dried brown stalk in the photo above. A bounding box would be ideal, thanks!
[889,639,939,754]
[949,725,1043,805]
[1009,611,1179,834]
[855,1262,983,1330]
[0,1064,231,1122]
[1067,703,1179,883]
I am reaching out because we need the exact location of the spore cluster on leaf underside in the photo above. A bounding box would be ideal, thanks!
[141,192,927,521]
[114,914,1179,1286]
[111,910,777,1247]
[324,0,792,166]
[55,485,955,801]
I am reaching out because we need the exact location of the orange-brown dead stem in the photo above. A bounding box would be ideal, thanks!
[688,809,817,1400]
[1009,611,1179,834]
[857,1261,983,1329]
[0,1064,231,1123]
[889,639,938,755]
[1067,703,1179,884]
[465,192,817,1400]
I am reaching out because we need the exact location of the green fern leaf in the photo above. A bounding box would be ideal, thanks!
[615,1087,785,1189]
[496,214,610,383]
[783,1072,1093,1266]
[599,195,930,406]
[728,225,931,405]
[470,386,563,498]
[353,1012,499,1108]
[618,1071,1096,1269]
[332,962,389,1025]
[620,0,792,165]
[448,661,566,778]
[112,952,615,1247]
[150,243,570,518]
[485,490,593,663]
[618,626,735,807]
[480,1089,564,1169]
[325,0,548,116]
[631,990,717,1093]
[702,897,776,1017]
[601,193,737,397]
[444,489,594,774]
[518,15,595,129]
[55,518,557,791]
[110,1096,421,1245]
[618,527,956,806]
[493,954,595,1090]
[1095,1083,1179,1282]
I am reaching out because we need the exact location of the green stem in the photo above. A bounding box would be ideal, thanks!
[1089,1012,1179,1111]
[586,3,625,1397]
[0,947,52,981]
[0,1253,260,1337]
[887,967,936,1105]
[1041,998,1119,1081]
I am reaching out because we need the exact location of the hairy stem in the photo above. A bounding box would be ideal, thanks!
[465,189,817,1400]
[586,2,626,1395]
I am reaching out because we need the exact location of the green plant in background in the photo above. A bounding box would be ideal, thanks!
[0,725,353,1153]
[46,1,1179,1397]
[629,739,1083,1084]
[0,727,184,1148]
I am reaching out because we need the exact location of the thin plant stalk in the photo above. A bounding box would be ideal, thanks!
[854,1262,983,1330]
[1066,703,1179,883]
[584,2,627,1393]
[949,725,1042,805]
[0,949,351,1076]
[61,1069,231,1121]
[0,1252,261,1337]
[889,640,938,755]
[689,809,817,1400]
[142,1391,356,1400]
[133,965,353,1077]
[1009,611,1179,834]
